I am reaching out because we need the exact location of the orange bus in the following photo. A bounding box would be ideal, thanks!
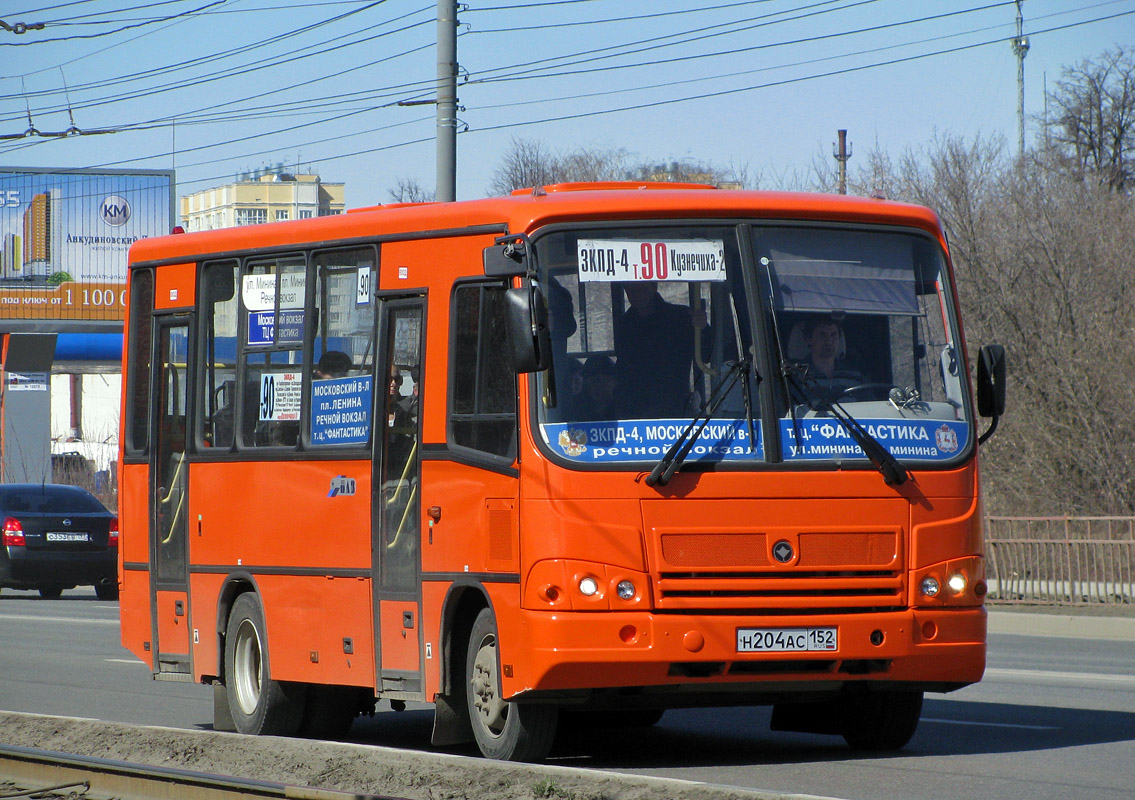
[118,184,1005,761]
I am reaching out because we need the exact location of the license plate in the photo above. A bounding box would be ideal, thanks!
[46,532,89,543]
[737,627,837,652]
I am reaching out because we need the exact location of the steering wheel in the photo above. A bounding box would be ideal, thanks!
[838,383,897,401]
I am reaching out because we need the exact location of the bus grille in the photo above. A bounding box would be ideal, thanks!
[651,530,905,612]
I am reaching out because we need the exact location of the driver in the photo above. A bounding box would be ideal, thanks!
[803,318,862,399]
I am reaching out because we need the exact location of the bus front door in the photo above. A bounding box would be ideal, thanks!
[149,316,193,680]
[372,297,425,698]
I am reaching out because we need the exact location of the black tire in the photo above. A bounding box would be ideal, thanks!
[465,607,558,761]
[840,690,923,750]
[299,685,360,738]
[38,584,64,599]
[224,592,307,736]
[95,583,119,601]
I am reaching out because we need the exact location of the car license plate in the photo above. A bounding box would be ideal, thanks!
[47,532,89,543]
[736,627,837,652]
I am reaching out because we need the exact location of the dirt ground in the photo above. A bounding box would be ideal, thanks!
[0,711,791,800]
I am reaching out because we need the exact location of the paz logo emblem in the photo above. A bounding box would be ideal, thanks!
[772,540,795,564]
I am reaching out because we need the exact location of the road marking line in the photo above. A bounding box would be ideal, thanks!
[0,614,117,625]
[922,717,1059,730]
[105,658,146,665]
[986,667,1135,685]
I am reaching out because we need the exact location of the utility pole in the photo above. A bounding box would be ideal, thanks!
[436,0,458,202]
[1012,0,1030,156]
[834,129,852,194]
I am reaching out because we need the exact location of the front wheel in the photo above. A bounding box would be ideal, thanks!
[224,592,307,736]
[38,584,64,599]
[465,608,558,761]
[840,690,923,750]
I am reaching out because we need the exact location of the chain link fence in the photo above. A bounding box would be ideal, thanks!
[985,517,1135,606]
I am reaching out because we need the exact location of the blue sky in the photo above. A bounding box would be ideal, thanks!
[0,0,1131,209]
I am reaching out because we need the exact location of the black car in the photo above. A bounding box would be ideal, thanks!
[0,484,118,600]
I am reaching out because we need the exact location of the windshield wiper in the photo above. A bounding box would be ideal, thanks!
[645,359,757,487]
[784,363,908,486]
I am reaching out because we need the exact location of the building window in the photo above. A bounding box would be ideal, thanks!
[235,208,267,226]
[276,210,289,222]
[299,210,313,219]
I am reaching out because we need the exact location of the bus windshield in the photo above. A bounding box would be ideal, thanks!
[534,222,970,470]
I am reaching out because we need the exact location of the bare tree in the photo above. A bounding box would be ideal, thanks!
[855,131,1135,515]
[488,138,758,195]
[387,177,435,204]
[1046,47,1135,191]
[488,138,563,196]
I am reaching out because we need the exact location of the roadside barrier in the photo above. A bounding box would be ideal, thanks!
[985,516,1135,606]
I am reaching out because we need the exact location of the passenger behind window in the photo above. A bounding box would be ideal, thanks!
[314,350,352,379]
[614,281,695,419]
[577,355,617,421]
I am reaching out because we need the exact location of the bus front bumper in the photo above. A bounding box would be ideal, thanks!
[508,606,986,700]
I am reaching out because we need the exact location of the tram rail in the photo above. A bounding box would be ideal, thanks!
[0,743,399,800]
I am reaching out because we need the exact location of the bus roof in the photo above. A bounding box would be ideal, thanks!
[129,185,945,267]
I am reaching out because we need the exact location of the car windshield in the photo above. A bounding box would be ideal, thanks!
[532,222,970,470]
[0,487,106,513]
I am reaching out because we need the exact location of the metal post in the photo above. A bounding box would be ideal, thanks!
[834,129,851,195]
[436,0,458,202]
[1012,0,1030,156]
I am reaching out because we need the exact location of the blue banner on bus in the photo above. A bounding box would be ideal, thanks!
[541,418,762,463]
[247,310,305,346]
[780,418,968,461]
[310,375,372,446]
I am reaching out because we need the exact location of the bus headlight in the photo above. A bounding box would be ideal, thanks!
[920,576,941,597]
[947,573,967,594]
[578,576,599,597]
[616,580,636,600]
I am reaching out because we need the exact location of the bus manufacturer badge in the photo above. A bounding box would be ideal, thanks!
[328,475,357,497]
[772,540,795,563]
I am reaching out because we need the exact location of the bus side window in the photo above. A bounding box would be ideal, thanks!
[238,257,305,450]
[200,261,238,450]
[449,282,517,461]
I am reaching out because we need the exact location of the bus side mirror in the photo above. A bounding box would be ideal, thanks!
[977,344,1006,418]
[976,344,1005,445]
[484,240,528,277]
[504,280,551,373]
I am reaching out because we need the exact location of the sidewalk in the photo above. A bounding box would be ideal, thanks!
[988,608,1135,640]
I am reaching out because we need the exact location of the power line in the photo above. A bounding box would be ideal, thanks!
[465,9,1135,135]
[0,0,226,46]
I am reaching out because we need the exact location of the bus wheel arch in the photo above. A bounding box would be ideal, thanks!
[464,606,558,761]
[222,590,307,736]
[430,582,489,746]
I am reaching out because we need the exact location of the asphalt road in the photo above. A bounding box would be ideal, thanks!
[1,588,1134,800]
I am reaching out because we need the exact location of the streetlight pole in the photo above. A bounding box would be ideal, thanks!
[436,0,458,202]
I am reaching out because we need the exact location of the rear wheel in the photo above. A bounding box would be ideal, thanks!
[38,584,64,599]
[95,583,119,601]
[465,608,557,761]
[224,592,306,735]
[840,690,923,750]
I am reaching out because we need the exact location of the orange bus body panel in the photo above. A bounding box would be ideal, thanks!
[153,262,196,310]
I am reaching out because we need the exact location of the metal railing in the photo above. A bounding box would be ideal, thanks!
[984,516,1135,606]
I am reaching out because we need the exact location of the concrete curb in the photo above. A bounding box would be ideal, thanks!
[988,610,1135,640]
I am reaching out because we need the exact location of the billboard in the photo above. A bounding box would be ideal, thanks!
[0,168,174,326]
